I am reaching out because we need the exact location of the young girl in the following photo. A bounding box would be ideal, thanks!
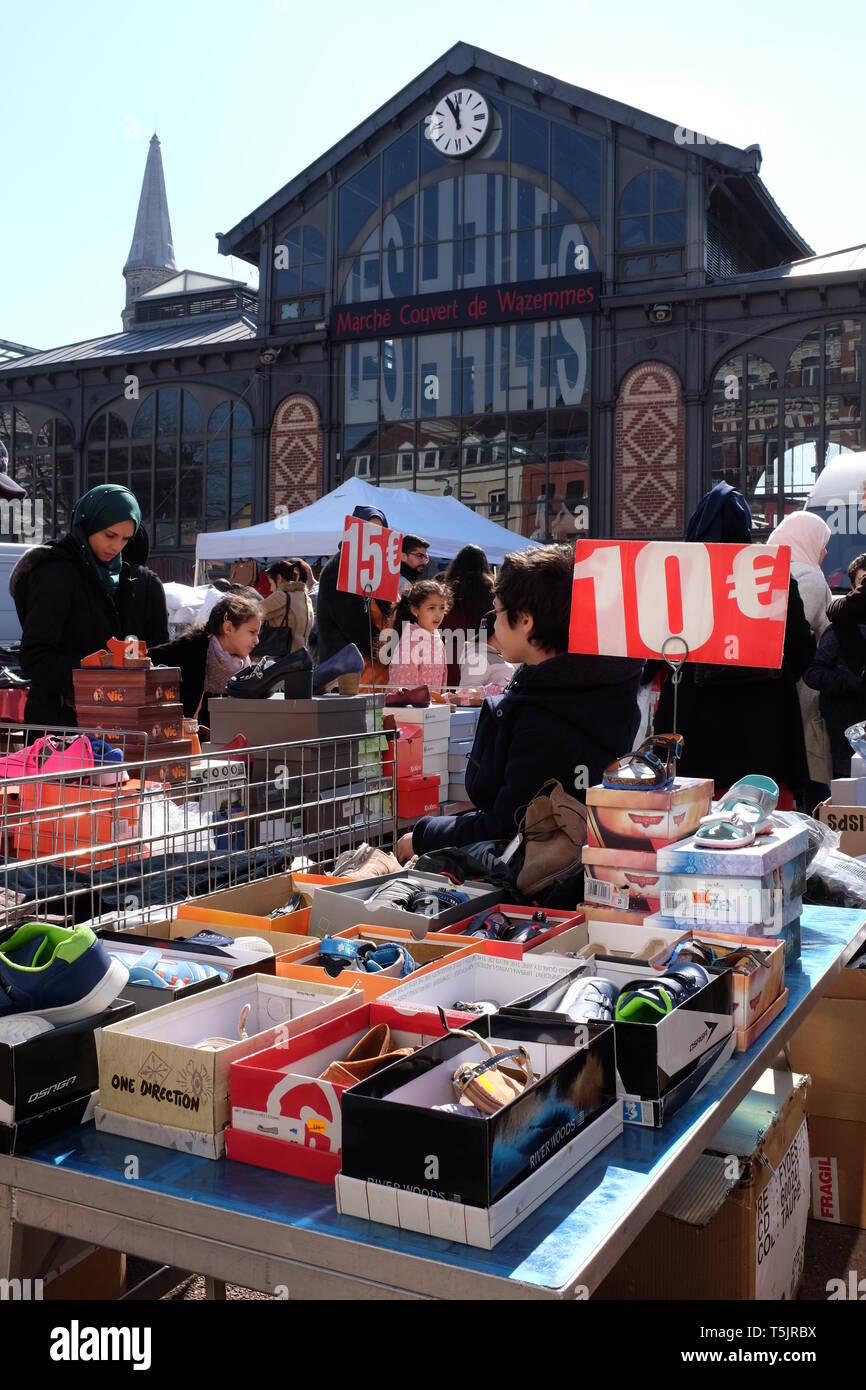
[151,593,263,729]
[386,580,449,691]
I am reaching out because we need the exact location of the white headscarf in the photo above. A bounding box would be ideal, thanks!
[767,510,831,569]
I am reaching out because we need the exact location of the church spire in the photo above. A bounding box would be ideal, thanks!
[122,134,178,328]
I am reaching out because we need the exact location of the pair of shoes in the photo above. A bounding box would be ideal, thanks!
[0,667,27,689]
[313,644,364,695]
[603,734,683,790]
[333,843,403,880]
[0,923,128,1024]
[365,879,469,916]
[448,1025,535,1115]
[109,948,229,990]
[461,908,546,945]
[317,937,416,979]
[197,1002,252,1051]
[385,686,430,707]
[615,964,711,1023]
[556,975,620,1023]
[179,929,274,961]
[694,775,779,849]
[268,891,311,919]
[226,649,313,700]
[318,1023,415,1086]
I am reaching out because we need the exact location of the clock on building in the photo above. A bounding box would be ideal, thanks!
[426,90,490,157]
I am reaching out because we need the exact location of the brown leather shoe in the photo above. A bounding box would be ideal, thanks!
[318,1023,414,1086]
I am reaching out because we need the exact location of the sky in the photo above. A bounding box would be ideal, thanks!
[4,0,865,351]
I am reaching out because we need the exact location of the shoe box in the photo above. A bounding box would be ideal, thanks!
[382,719,423,779]
[75,702,185,742]
[582,846,661,914]
[208,693,372,749]
[656,826,807,937]
[308,871,502,940]
[441,904,586,952]
[301,778,394,838]
[585,778,713,852]
[449,706,480,738]
[509,952,735,1127]
[12,778,146,872]
[656,816,808,877]
[597,1070,811,1300]
[275,926,508,997]
[99,736,195,786]
[175,870,348,935]
[390,702,452,736]
[396,774,440,818]
[373,951,586,1030]
[448,741,472,774]
[72,665,182,707]
[226,1000,451,1183]
[137,914,309,960]
[95,929,277,1014]
[0,1089,98,1155]
[336,1009,620,1244]
[815,799,866,856]
[788,949,866,1228]
[0,999,134,1133]
[96,974,359,1156]
[445,773,467,803]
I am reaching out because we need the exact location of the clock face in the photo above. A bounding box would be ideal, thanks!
[427,89,490,158]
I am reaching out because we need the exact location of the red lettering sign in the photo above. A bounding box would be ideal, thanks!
[336,516,403,603]
[568,540,791,668]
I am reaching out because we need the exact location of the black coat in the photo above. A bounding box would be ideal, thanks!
[411,651,643,853]
[12,536,171,727]
[150,631,210,722]
[804,622,866,777]
[316,549,384,663]
[654,577,815,796]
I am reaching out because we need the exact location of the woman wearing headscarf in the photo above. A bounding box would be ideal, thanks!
[652,483,816,807]
[767,511,833,797]
[11,483,153,726]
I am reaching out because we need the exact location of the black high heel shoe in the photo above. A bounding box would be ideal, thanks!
[225,649,313,700]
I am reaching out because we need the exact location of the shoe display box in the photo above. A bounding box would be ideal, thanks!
[138,915,309,959]
[449,707,480,736]
[208,693,372,748]
[389,703,452,736]
[0,999,133,1130]
[586,778,713,852]
[73,665,182,707]
[308,871,502,941]
[75,701,185,741]
[509,955,735,1128]
[97,975,358,1156]
[176,870,348,935]
[815,799,866,856]
[382,720,423,779]
[446,774,467,802]
[226,1000,451,1183]
[99,736,195,786]
[275,931,503,1001]
[598,1070,810,1299]
[374,951,586,1029]
[788,953,866,1229]
[442,904,586,951]
[447,745,472,774]
[582,846,661,914]
[95,929,276,1014]
[338,1009,619,1220]
[396,774,440,818]
[302,779,393,838]
[655,818,809,876]
[0,1089,97,1155]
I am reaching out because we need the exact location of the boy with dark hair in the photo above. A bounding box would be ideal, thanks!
[804,553,866,777]
[396,543,643,860]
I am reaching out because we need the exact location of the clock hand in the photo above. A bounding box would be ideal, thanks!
[445,96,461,129]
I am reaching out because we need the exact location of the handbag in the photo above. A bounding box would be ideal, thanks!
[252,605,294,663]
[515,779,588,897]
[0,734,95,781]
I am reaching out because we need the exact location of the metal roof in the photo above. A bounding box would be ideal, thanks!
[219,41,780,261]
[140,269,248,298]
[0,314,257,374]
[722,241,866,284]
[124,134,177,273]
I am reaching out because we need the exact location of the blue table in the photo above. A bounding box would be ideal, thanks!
[1,905,864,1300]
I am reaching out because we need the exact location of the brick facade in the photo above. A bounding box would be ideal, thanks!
[614,362,685,536]
[268,393,323,518]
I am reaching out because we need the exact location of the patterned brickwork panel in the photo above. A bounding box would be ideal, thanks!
[614,363,685,536]
[269,394,323,518]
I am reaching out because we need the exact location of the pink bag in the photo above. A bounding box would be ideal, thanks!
[0,735,94,781]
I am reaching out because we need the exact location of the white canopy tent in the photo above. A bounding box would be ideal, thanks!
[194,478,538,571]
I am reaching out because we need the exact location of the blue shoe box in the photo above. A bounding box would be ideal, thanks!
[0,999,134,1130]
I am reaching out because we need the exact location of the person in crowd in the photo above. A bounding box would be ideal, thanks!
[123,524,170,648]
[150,593,262,730]
[397,534,430,594]
[804,554,866,778]
[316,505,392,679]
[263,561,297,594]
[767,510,833,801]
[396,544,643,861]
[258,574,314,655]
[440,544,495,686]
[386,580,449,691]
[11,483,157,726]
[653,482,815,808]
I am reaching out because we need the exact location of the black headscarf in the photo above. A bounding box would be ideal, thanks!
[686,482,752,544]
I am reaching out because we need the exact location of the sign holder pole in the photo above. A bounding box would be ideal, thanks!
[661,635,690,738]
[363,582,377,701]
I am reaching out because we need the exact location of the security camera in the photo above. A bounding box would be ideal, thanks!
[259,347,281,365]
[647,303,673,325]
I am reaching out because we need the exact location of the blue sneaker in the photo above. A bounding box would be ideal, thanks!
[0,923,129,1023]
[110,948,228,990]
[89,739,125,765]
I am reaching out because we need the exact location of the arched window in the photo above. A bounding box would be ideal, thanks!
[273,214,328,325]
[0,406,74,536]
[206,398,254,531]
[618,169,685,280]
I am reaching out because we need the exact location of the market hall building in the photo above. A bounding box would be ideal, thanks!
[2,42,865,578]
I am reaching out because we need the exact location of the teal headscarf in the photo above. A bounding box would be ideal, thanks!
[71,484,141,595]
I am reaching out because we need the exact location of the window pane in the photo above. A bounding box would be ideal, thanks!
[620,173,650,216]
[712,431,740,489]
[231,436,252,465]
[460,414,506,512]
[13,413,32,450]
[462,234,508,288]
[155,443,177,547]
[301,297,323,318]
[550,223,598,275]
[379,450,415,488]
[653,210,685,245]
[303,226,326,262]
[132,396,155,438]
[713,355,743,401]
[108,412,128,440]
[785,329,821,389]
[206,439,228,526]
[783,432,820,505]
[275,263,300,296]
[339,158,381,255]
[37,420,53,446]
[380,337,415,422]
[208,402,230,434]
[548,318,589,408]
[825,319,862,387]
[747,355,779,391]
[620,216,650,249]
[279,300,300,321]
[826,393,861,429]
[344,341,379,424]
[419,240,458,294]
[511,107,548,174]
[384,129,417,202]
[784,396,820,432]
[383,195,416,247]
[416,333,459,417]
[132,470,152,522]
[653,251,681,275]
[382,239,415,298]
[88,414,106,443]
[653,170,684,211]
[108,447,128,484]
[56,452,74,531]
[339,253,380,303]
[621,255,651,278]
[551,125,601,219]
[156,389,179,437]
[0,408,12,443]
[182,391,204,433]
[510,176,549,231]
[461,327,508,415]
[231,402,252,432]
[420,177,461,243]
[231,465,252,527]
[179,442,203,546]
[463,173,506,237]
[509,324,547,410]
[415,419,458,501]
[510,227,547,281]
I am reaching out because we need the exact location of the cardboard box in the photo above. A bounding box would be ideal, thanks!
[597,1071,811,1299]
[423,749,449,779]
[586,778,713,852]
[447,775,468,802]
[97,931,274,1013]
[176,870,348,934]
[275,928,499,998]
[0,1090,96,1155]
[139,916,309,959]
[808,1116,866,1228]
[443,904,585,950]
[208,693,370,747]
[73,665,182,706]
[396,774,440,818]
[582,845,660,913]
[391,703,451,734]
[95,1104,228,1159]
[816,799,866,856]
[580,902,650,929]
[382,721,423,779]
[787,957,866,1120]
[656,818,809,876]
[308,871,501,941]
[227,1002,448,1181]
[339,1012,618,1209]
[658,857,805,928]
[0,1001,133,1128]
[336,1095,621,1248]
[639,918,786,1035]
[374,952,584,1029]
[449,707,480,733]
[97,975,358,1138]
[75,701,185,740]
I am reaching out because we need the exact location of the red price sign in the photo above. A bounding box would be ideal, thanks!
[568,540,791,667]
[336,516,403,603]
